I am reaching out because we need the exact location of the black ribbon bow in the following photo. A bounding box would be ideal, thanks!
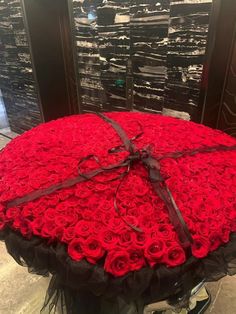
[97,113,193,248]
[3,113,236,250]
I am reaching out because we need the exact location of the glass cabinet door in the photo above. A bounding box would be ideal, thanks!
[72,0,131,112]
[71,0,213,120]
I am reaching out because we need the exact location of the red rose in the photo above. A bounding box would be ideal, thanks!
[93,221,104,234]
[157,224,175,240]
[55,215,69,227]
[130,175,149,196]
[207,218,219,231]
[209,231,222,251]
[117,197,138,213]
[193,209,208,222]
[74,220,92,237]
[119,230,135,247]
[87,195,101,209]
[21,205,33,219]
[165,240,176,247]
[98,200,112,213]
[12,216,21,230]
[152,210,169,224]
[100,230,118,249]
[19,219,32,238]
[61,226,75,243]
[64,210,79,225]
[124,215,139,230]
[126,207,139,217]
[77,158,99,174]
[82,209,94,221]
[139,215,155,229]
[81,237,104,264]
[68,238,84,261]
[184,217,197,234]
[128,247,146,271]
[149,228,159,239]
[144,239,165,267]
[90,209,101,222]
[77,197,90,208]
[58,189,73,201]
[5,207,20,223]
[163,245,186,267]
[197,222,209,237]
[101,212,113,225]
[44,208,57,222]
[30,217,43,236]
[105,250,130,276]
[135,232,146,248]
[139,204,154,216]
[44,195,59,207]
[53,201,66,212]
[95,183,109,192]
[191,235,210,258]
[41,221,56,238]
[0,191,14,203]
[30,173,49,190]
[107,217,126,233]
[32,202,46,215]
[57,199,76,209]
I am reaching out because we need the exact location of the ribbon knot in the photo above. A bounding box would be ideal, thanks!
[128,147,164,183]
[126,150,142,163]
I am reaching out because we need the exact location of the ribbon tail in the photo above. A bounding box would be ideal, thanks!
[158,144,236,161]
[113,164,143,233]
[5,168,105,210]
[97,113,136,154]
[5,160,129,210]
[151,181,193,249]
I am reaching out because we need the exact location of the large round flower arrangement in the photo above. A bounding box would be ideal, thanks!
[0,112,236,277]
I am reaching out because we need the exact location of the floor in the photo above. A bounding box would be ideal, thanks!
[0,133,236,313]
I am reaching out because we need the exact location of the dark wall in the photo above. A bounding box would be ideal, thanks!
[0,0,42,134]
[217,30,236,136]
[72,0,212,120]
[200,0,236,135]
[0,0,224,133]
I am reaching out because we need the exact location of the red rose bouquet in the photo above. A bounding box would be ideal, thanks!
[0,112,236,279]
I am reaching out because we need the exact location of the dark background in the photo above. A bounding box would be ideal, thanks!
[0,0,235,136]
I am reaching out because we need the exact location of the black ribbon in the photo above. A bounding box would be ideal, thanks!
[97,113,193,247]
[3,113,236,250]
